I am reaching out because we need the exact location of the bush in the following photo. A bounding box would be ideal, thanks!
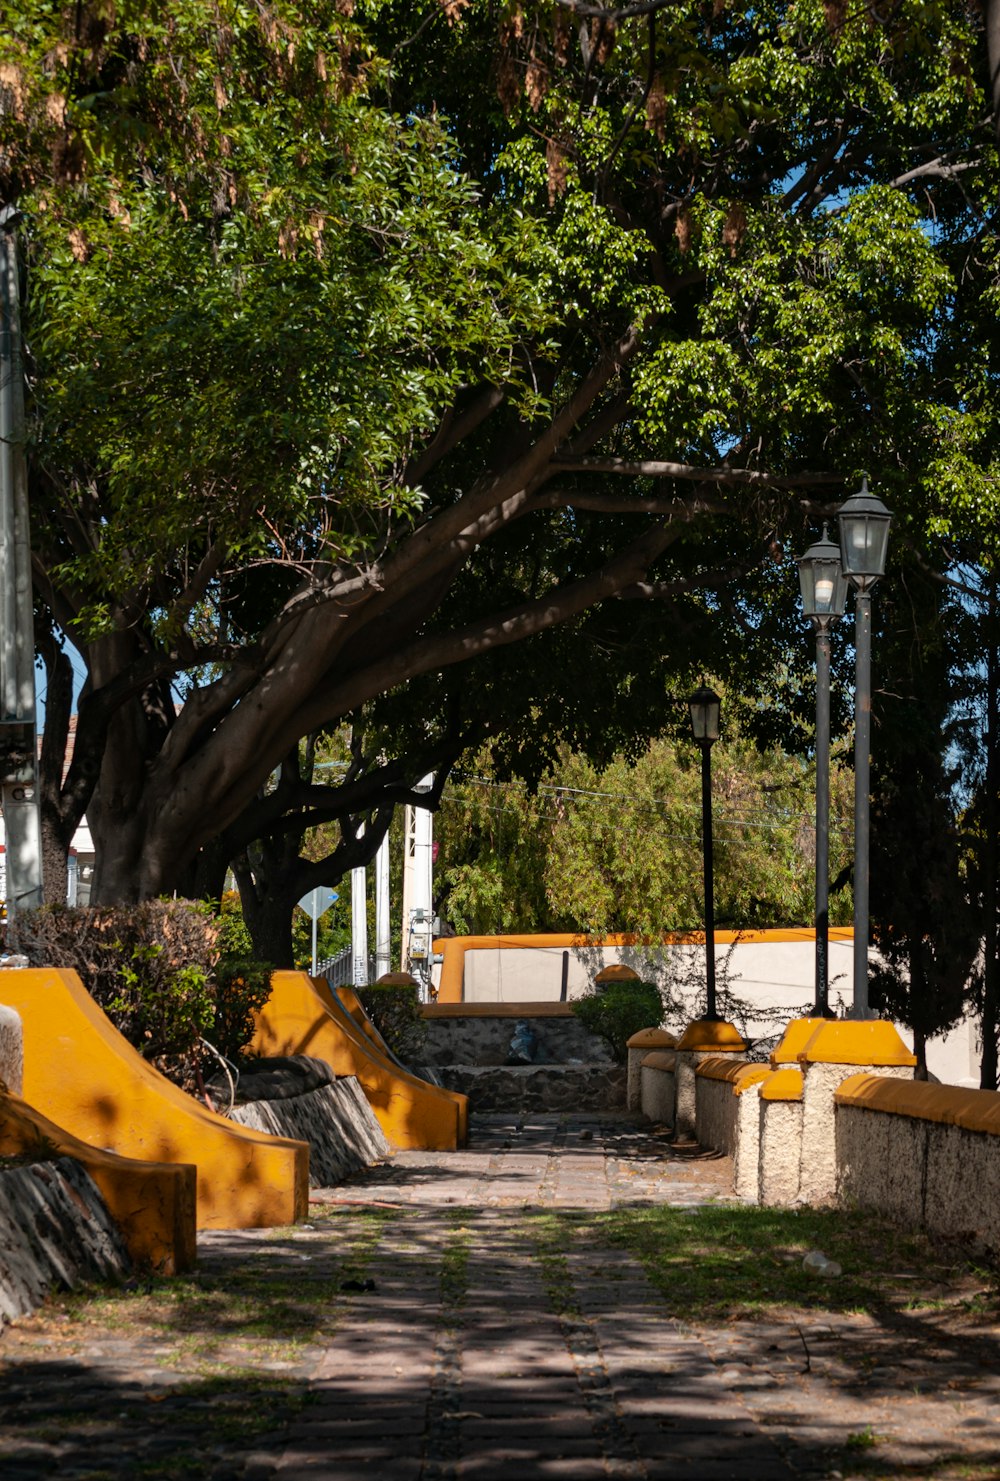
[356,982,426,1062]
[571,979,663,1062]
[15,901,273,1088]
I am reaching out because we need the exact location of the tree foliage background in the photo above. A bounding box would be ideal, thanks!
[2,0,1000,1054]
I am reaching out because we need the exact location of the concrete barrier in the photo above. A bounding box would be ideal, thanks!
[0,1090,196,1273]
[695,1058,769,1158]
[836,1076,1000,1253]
[252,972,468,1150]
[640,1050,676,1125]
[674,1020,747,1138]
[626,1028,677,1111]
[0,968,309,1230]
[758,1068,804,1207]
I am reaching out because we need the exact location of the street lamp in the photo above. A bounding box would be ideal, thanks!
[688,683,721,1020]
[837,477,893,1018]
[796,526,848,1016]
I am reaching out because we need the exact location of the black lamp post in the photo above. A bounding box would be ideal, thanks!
[688,683,722,1020]
[837,477,893,1018]
[796,526,848,1016]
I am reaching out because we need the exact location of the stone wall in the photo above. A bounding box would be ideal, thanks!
[228,1074,390,1186]
[420,1011,613,1069]
[835,1075,1000,1254]
[0,1003,23,1094]
[436,1063,626,1113]
[0,1158,131,1322]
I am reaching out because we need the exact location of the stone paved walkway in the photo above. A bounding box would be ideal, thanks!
[2,1113,1000,1479]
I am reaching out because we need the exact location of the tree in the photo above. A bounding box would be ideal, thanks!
[3,0,990,912]
[436,727,853,937]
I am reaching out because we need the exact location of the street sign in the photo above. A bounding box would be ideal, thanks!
[298,887,338,921]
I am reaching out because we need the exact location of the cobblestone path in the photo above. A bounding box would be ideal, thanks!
[2,1113,999,1479]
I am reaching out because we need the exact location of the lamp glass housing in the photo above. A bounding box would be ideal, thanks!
[688,684,721,744]
[837,478,893,589]
[796,528,848,625]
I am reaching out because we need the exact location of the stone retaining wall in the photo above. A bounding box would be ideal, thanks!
[0,1158,131,1322]
[0,1003,23,1094]
[229,1077,390,1186]
[436,1063,626,1113]
[420,1008,613,1068]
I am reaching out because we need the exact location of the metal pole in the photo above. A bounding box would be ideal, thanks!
[310,890,318,978]
[814,625,832,1016]
[375,833,391,980]
[0,208,43,930]
[852,589,873,1016]
[701,741,718,1019]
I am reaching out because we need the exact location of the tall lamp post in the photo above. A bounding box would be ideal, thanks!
[796,527,848,1016]
[688,683,722,1020]
[837,478,893,1018]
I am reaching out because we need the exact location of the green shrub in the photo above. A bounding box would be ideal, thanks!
[15,901,272,1088]
[571,979,662,1062]
[356,983,426,1062]
[212,955,274,1063]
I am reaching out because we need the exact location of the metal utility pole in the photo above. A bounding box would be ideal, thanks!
[0,207,43,932]
[351,866,369,986]
[374,833,391,980]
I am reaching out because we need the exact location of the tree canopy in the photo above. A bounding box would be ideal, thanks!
[1,0,996,928]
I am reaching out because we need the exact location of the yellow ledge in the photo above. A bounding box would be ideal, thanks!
[0,1090,196,1274]
[696,1058,770,1094]
[771,1017,829,1067]
[252,972,468,1151]
[761,1068,804,1103]
[315,982,468,1145]
[0,968,309,1231]
[627,1028,678,1051]
[835,1074,1000,1134]
[676,1019,747,1053]
[797,1021,917,1068]
[641,1050,677,1072]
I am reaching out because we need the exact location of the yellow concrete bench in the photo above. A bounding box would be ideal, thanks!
[252,972,468,1151]
[0,968,309,1230]
[0,1090,196,1273]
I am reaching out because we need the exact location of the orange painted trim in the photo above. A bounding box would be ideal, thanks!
[641,1050,677,1072]
[835,1074,1000,1134]
[797,1021,917,1068]
[252,972,468,1151]
[434,929,853,1003]
[696,1058,769,1095]
[0,969,308,1231]
[771,1017,829,1067]
[626,1028,678,1050]
[761,1068,804,1102]
[676,1019,747,1052]
[0,1090,196,1274]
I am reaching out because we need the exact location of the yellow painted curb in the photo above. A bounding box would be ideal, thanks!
[771,1017,828,1067]
[317,982,469,1145]
[0,968,309,1231]
[696,1058,769,1094]
[253,973,468,1151]
[761,1068,804,1103]
[626,1028,678,1050]
[676,1019,747,1053]
[640,1050,676,1072]
[835,1074,1000,1134]
[0,1090,196,1273]
[797,1021,917,1068]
